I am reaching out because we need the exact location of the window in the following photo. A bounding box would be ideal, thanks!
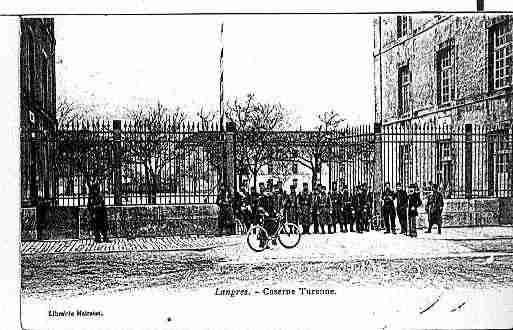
[267,163,274,175]
[437,45,455,105]
[397,16,410,38]
[490,22,512,90]
[398,65,410,116]
[496,133,511,174]
[398,144,412,185]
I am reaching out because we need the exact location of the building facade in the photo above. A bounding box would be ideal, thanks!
[374,14,513,198]
[20,18,57,207]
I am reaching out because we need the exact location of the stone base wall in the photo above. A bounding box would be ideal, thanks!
[416,198,501,228]
[20,204,219,241]
[21,207,37,241]
[499,198,513,225]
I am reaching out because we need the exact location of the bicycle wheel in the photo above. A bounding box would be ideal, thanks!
[246,225,269,252]
[278,222,301,249]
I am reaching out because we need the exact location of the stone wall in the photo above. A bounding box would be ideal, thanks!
[374,14,513,126]
[20,204,219,241]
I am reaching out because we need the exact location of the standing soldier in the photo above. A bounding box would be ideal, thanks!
[341,184,352,232]
[261,180,274,217]
[381,182,396,234]
[88,182,109,243]
[298,182,312,234]
[273,180,286,218]
[225,186,236,235]
[361,183,372,232]
[407,183,422,238]
[311,183,321,234]
[249,185,260,225]
[426,183,444,234]
[351,185,360,233]
[396,182,408,235]
[284,184,298,224]
[216,185,228,236]
[329,181,342,233]
[351,185,361,233]
[317,185,329,234]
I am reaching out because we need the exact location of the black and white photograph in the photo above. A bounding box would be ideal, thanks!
[2,0,513,329]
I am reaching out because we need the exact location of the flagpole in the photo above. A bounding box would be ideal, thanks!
[219,22,224,132]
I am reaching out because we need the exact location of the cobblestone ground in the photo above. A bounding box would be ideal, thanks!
[21,235,513,300]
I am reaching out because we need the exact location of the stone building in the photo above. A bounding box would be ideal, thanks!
[20,18,57,207]
[373,14,513,199]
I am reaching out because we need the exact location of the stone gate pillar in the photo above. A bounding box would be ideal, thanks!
[113,120,122,206]
[374,122,383,219]
[224,122,236,190]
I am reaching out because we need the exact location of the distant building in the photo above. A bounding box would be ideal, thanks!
[20,17,57,207]
[373,14,513,197]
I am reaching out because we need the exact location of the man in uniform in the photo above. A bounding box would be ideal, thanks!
[395,182,408,235]
[381,182,396,234]
[425,183,444,234]
[88,182,109,243]
[317,185,329,234]
[311,183,321,234]
[353,185,364,233]
[341,184,352,232]
[361,183,372,232]
[249,185,260,225]
[297,182,312,234]
[216,185,233,236]
[273,180,286,218]
[329,181,342,233]
[284,184,298,224]
[261,180,274,217]
[407,183,422,238]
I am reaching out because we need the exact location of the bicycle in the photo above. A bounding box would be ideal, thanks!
[246,212,301,252]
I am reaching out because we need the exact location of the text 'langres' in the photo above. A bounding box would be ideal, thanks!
[215,287,336,297]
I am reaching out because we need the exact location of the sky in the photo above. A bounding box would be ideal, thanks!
[55,15,375,128]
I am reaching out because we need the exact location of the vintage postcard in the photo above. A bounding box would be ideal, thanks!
[4,0,513,329]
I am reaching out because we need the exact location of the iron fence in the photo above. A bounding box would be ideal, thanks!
[20,119,513,208]
[381,121,513,199]
[43,120,224,206]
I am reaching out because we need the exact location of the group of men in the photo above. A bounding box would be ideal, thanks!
[217,177,445,237]
[381,181,444,237]
[216,178,376,236]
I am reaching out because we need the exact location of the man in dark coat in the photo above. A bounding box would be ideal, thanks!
[426,183,444,234]
[395,182,408,235]
[216,185,234,236]
[311,184,321,234]
[341,184,352,232]
[249,186,260,225]
[298,182,312,234]
[88,183,109,243]
[329,181,342,233]
[407,183,422,238]
[273,180,286,218]
[352,185,364,233]
[317,185,329,234]
[284,185,298,224]
[381,182,396,234]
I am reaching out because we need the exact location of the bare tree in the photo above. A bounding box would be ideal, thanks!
[55,121,115,196]
[123,101,187,203]
[295,109,346,187]
[56,96,105,127]
[226,93,292,188]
